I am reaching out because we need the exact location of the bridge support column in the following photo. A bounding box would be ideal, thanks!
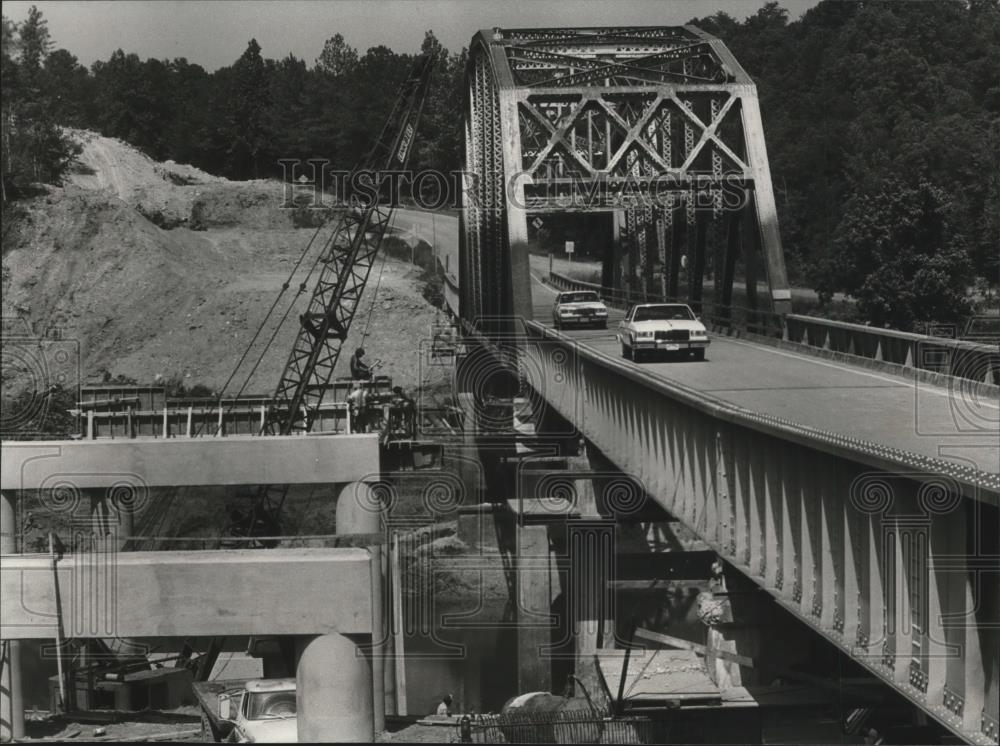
[296,633,374,742]
[456,392,484,505]
[611,211,626,296]
[1,491,24,743]
[295,481,381,741]
[568,518,615,696]
[89,487,148,663]
[337,482,384,733]
[113,494,134,549]
[516,523,555,694]
[89,489,131,549]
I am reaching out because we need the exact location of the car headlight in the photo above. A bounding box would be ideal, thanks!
[636,331,654,339]
[691,330,707,338]
[596,309,607,315]
[558,308,571,315]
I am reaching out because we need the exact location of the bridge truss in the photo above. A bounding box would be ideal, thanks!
[462,26,792,325]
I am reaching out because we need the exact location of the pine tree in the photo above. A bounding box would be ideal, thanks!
[1,7,79,200]
[18,5,50,73]
[316,33,358,77]
[227,39,270,179]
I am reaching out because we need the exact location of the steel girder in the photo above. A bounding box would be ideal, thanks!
[521,324,999,746]
[461,26,791,318]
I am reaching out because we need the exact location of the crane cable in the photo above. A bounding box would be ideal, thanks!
[359,208,412,344]
[360,249,390,343]
[217,207,364,427]
[192,219,330,436]
[214,220,328,401]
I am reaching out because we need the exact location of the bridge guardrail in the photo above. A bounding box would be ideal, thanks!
[784,314,999,385]
[547,270,999,385]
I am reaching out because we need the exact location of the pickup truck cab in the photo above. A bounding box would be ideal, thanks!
[217,678,297,743]
[552,290,609,329]
[617,303,710,362]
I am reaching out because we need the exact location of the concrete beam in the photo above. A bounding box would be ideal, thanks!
[0,548,372,639]
[1,434,380,490]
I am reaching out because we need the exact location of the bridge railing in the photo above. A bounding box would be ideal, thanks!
[784,314,999,384]
[547,270,999,385]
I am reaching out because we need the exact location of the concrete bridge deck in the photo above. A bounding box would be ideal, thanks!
[528,273,999,480]
[399,207,998,481]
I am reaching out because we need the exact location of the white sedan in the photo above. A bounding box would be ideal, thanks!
[617,303,710,362]
[552,290,609,329]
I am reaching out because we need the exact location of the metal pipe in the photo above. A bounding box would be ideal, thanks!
[615,621,637,716]
[49,533,67,712]
[370,544,385,734]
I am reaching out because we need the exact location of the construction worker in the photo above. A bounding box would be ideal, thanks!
[350,347,373,380]
[347,384,368,433]
[436,693,454,717]
[390,385,416,436]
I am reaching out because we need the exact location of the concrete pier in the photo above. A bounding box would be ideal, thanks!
[296,633,374,742]
[0,491,24,742]
[295,481,381,742]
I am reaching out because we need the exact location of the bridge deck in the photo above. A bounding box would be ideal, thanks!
[391,207,998,476]
[529,271,999,476]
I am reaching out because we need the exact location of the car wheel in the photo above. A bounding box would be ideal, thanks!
[621,342,631,360]
[598,321,607,330]
[693,349,705,361]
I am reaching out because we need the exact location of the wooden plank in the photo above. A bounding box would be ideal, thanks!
[635,627,754,668]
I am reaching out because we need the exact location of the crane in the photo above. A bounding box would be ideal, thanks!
[224,54,435,545]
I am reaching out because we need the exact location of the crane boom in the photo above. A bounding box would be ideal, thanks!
[269,54,434,435]
[223,55,434,546]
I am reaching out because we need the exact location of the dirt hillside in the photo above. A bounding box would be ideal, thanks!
[2,130,449,398]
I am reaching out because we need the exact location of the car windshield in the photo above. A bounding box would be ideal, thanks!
[247,691,297,720]
[560,292,600,304]
[633,305,695,322]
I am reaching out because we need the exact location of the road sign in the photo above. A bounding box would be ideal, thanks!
[565,241,575,254]
[532,217,544,230]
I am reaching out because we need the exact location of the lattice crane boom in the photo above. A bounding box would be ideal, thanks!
[224,55,434,546]
[269,54,434,435]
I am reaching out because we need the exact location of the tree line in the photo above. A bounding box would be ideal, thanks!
[2,1,997,329]
[691,0,998,327]
[2,12,465,189]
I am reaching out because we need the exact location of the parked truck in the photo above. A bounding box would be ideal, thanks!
[193,678,297,743]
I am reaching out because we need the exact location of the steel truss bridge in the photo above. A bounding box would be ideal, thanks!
[439,25,1000,746]
[461,24,791,328]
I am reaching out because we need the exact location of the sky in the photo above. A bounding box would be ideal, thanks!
[4,0,821,71]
